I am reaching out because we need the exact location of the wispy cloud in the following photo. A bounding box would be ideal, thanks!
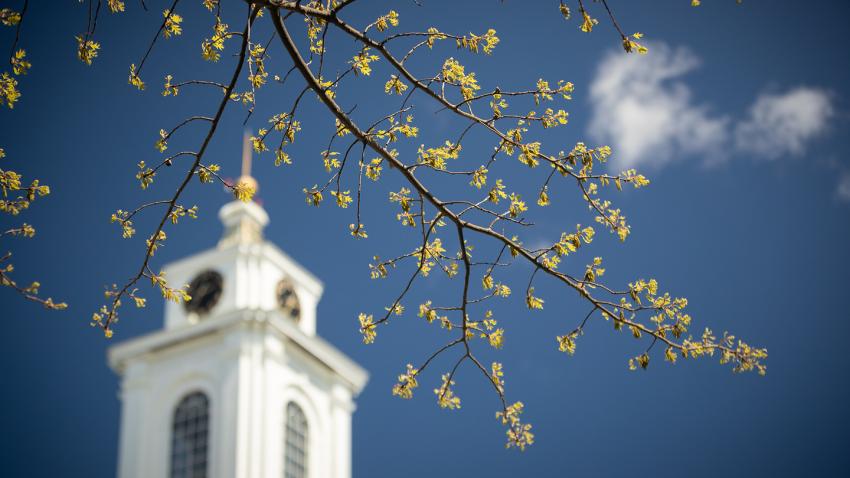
[837,173,850,203]
[735,87,834,159]
[587,42,833,171]
[587,43,728,170]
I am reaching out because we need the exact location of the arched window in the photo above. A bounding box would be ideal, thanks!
[170,392,210,478]
[284,401,308,478]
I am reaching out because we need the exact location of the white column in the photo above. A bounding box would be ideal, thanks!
[116,363,149,478]
[218,335,243,478]
[331,384,354,478]
[228,320,268,478]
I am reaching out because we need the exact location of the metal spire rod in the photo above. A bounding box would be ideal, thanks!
[241,130,252,178]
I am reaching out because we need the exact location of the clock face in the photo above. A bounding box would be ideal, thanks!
[276,279,300,321]
[184,270,223,316]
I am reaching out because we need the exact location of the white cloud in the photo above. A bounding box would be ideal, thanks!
[837,173,850,202]
[587,43,728,170]
[587,43,834,170]
[734,87,833,159]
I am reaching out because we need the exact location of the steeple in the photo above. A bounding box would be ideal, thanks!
[238,129,258,194]
[218,132,267,248]
[108,132,368,478]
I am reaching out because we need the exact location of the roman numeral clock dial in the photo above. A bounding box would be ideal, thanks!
[184,270,223,317]
[277,279,300,321]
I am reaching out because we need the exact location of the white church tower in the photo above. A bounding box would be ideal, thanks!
[108,135,368,478]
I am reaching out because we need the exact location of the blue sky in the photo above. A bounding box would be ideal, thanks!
[1,1,849,477]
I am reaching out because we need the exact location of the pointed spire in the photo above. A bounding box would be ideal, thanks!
[218,132,268,248]
[241,130,252,177]
[238,130,258,195]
